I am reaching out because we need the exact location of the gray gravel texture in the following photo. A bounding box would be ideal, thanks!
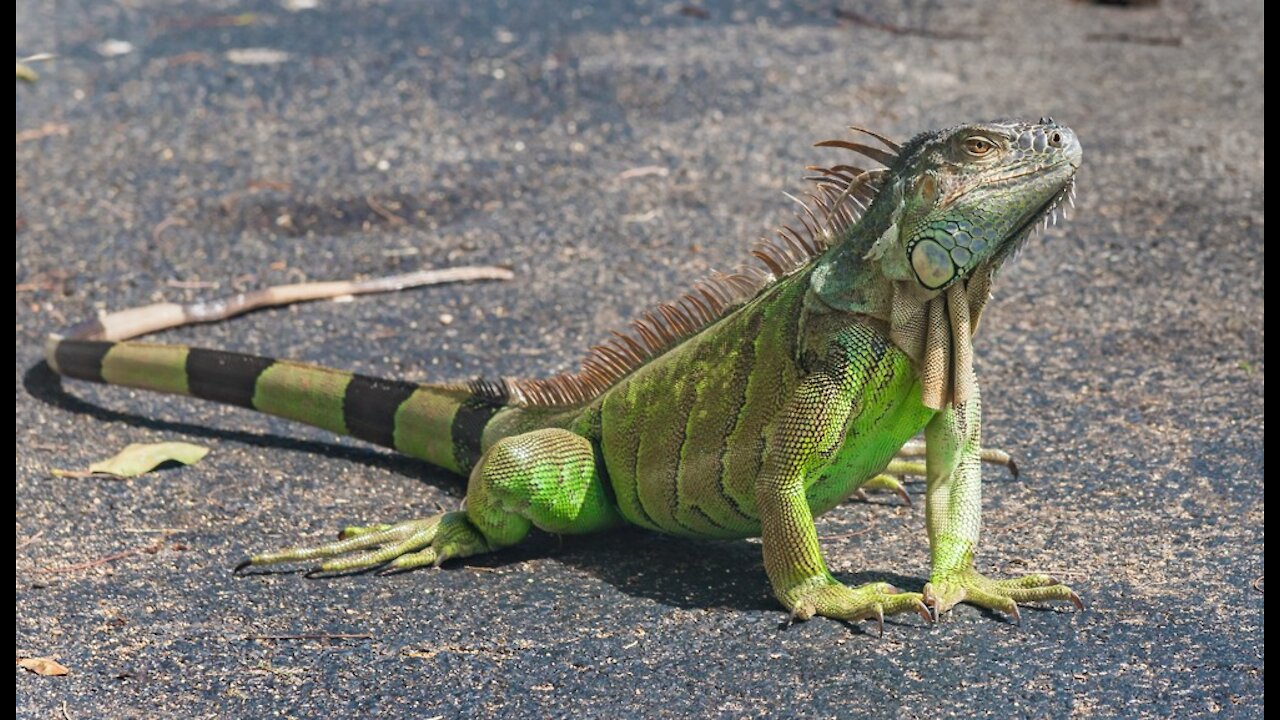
[16,0,1263,717]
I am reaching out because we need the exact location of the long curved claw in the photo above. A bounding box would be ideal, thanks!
[893,484,911,506]
[858,474,911,506]
[913,597,933,624]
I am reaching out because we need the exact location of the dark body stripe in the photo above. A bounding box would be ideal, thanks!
[451,397,507,473]
[343,375,420,447]
[53,339,113,383]
[186,348,276,407]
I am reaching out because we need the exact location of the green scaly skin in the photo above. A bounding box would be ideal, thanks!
[46,119,1084,629]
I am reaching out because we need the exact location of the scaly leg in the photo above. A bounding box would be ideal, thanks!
[239,428,621,573]
[921,381,1082,622]
[757,354,931,632]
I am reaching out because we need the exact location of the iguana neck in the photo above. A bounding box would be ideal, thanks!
[807,219,996,411]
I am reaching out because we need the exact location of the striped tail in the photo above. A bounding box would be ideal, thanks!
[44,268,514,476]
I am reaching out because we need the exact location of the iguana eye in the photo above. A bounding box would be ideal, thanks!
[963,136,994,157]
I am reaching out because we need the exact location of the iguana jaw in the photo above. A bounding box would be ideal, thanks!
[995,172,1078,267]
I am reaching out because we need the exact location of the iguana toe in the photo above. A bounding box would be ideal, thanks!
[241,511,490,574]
[892,442,1019,478]
[854,474,911,506]
[785,580,931,631]
[923,570,1082,623]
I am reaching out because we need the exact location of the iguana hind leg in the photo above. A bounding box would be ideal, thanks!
[895,440,1019,477]
[859,443,1018,505]
[241,428,621,573]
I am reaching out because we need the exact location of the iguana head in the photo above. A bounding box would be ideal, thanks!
[875,118,1082,290]
[808,118,1083,409]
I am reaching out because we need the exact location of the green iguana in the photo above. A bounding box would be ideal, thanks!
[45,119,1083,629]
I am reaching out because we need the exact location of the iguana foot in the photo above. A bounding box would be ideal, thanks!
[865,444,1019,506]
[237,511,490,573]
[923,569,1082,623]
[893,441,1019,478]
[854,474,911,505]
[784,579,931,633]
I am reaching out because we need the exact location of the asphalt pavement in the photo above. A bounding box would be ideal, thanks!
[16,0,1263,717]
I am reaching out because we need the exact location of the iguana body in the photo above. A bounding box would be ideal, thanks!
[46,119,1083,627]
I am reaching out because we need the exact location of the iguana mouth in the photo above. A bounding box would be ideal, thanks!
[1002,173,1078,259]
[1022,174,1077,237]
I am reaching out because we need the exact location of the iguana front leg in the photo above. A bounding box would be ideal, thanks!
[757,364,930,630]
[921,380,1082,621]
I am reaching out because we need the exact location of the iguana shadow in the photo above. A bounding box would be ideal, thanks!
[527,528,927,617]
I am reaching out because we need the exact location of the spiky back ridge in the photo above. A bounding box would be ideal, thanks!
[484,126,903,408]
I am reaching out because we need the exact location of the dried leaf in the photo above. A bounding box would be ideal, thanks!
[16,657,69,676]
[16,62,37,82]
[53,442,210,478]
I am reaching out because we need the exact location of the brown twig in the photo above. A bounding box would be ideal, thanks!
[165,51,217,68]
[1084,32,1182,47]
[152,216,188,245]
[16,123,70,144]
[617,165,669,180]
[247,633,372,641]
[366,195,407,225]
[17,530,45,552]
[820,520,878,540]
[42,538,168,573]
[165,279,220,290]
[16,280,60,293]
[833,8,979,41]
[1000,565,1092,580]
